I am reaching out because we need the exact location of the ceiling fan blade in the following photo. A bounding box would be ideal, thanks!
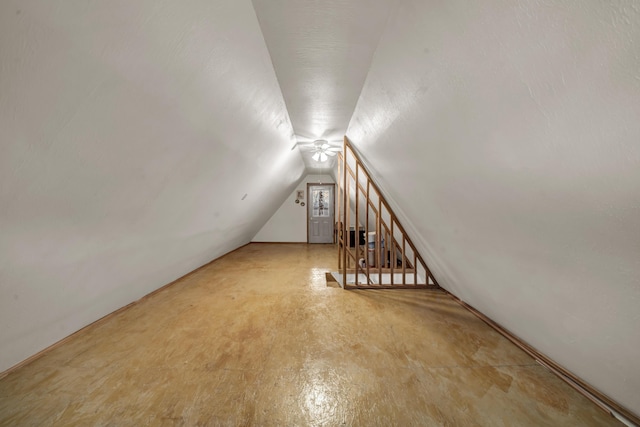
[324,151,337,157]
[326,147,342,152]
[297,144,317,151]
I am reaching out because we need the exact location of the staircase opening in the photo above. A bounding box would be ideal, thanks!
[335,137,440,290]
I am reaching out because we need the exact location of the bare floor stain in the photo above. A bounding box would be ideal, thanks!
[0,243,620,426]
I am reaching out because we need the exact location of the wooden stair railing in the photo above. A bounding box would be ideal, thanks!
[337,137,440,290]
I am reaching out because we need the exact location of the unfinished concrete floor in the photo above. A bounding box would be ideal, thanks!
[0,243,620,426]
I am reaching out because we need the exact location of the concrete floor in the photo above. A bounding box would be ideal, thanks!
[0,243,619,426]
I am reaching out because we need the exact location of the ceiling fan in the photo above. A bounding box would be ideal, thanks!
[294,139,342,162]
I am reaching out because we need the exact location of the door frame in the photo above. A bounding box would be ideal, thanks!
[306,183,336,244]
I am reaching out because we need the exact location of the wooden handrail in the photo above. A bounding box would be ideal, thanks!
[337,136,439,289]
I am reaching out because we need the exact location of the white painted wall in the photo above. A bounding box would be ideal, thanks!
[253,175,334,242]
[348,0,640,415]
[0,1,305,372]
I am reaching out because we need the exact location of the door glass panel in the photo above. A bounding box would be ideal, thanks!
[312,189,331,217]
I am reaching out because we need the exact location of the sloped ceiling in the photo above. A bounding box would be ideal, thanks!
[0,0,304,371]
[347,0,640,415]
[1,0,639,418]
[252,0,398,174]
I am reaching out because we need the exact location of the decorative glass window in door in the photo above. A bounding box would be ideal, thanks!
[312,189,331,217]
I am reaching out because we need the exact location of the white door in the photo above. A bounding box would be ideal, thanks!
[308,185,334,243]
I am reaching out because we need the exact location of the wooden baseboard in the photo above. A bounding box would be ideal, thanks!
[0,301,137,381]
[0,243,251,381]
[445,291,639,426]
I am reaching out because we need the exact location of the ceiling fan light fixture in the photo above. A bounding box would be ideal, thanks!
[300,139,341,163]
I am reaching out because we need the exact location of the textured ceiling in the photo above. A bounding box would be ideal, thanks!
[252,0,399,173]
[3,0,638,420]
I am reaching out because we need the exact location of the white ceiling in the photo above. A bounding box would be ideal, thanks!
[251,0,399,173]
[2,0,639,418]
